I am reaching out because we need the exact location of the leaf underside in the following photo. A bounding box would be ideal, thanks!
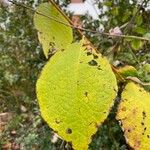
[36,41,118,150]
[117,82,150,150]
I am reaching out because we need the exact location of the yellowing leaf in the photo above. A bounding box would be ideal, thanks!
[117,65,138,78]
[117,82,150,150]
[34,3,73,58]
[36,41,117,150]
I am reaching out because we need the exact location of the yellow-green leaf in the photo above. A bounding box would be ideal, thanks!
[36,41,118,150]
[131,39,143,51]
[133,27,147,35]
[136,14,143,26]
[117,82,150,150]
[34,3,73,58]
[117,65,138,78]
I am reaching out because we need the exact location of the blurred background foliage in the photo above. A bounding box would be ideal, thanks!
[0,0,150,149]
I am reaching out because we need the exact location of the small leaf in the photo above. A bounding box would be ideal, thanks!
[144,32,150,38]
[142,64,150,73]
[111,7,119,16]
[133,27,147,35]
[117,82,150,149]
[136,15,143,26]
[34,3,73,58]
[131,39,143,50]
[122,11,131,22]
[117,65,138,78]
[36,40,118,150]
[103,1,112,7]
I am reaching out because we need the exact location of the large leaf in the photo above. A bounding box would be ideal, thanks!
[117,82,150,149]
[34,3,73,58]
[36,40,118,150]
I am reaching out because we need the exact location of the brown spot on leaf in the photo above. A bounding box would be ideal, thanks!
[121,107,126,111]
[87,52,92,56]
[66,128,72,134]
[139,89,142,92]
[97,65,102,70]
[88,60,98,66]
[93,54,98,59]
[113,87,117,92]
[94,122,99,128]
[127,129,131,133]
[84,92,88,97]
[132,108,137,115]
[142,111,146,119]
[55,118,62,124]
[49,42,55,47]
[88,122,92,126]
[134,140,141,148]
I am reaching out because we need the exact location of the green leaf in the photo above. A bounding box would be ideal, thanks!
[117,65,138,78]
[136,15,143,26]
[117,82,150,149]
[34,3,73,58]
[103,1,112,7]
[111,7,119,16]
[142,64,150,73]
[133,27,147,35]
[122,11,131,22]
[131,39,143,50]
[36,40,118,150]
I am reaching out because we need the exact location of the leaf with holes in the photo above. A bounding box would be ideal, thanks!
[117,82,150,150]
[36,40,118,150]
[34,3,73,58]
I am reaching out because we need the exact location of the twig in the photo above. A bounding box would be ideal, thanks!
[126,76,150,86]
[7,0,150,42]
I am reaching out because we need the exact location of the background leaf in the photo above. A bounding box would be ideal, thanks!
[34,2,73,58]
[144,32,150,38]
[131,39,143,50]
[117,65,138,78]
[132,27,147,35]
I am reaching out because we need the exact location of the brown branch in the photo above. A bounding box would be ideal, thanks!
[7,0,150,42]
